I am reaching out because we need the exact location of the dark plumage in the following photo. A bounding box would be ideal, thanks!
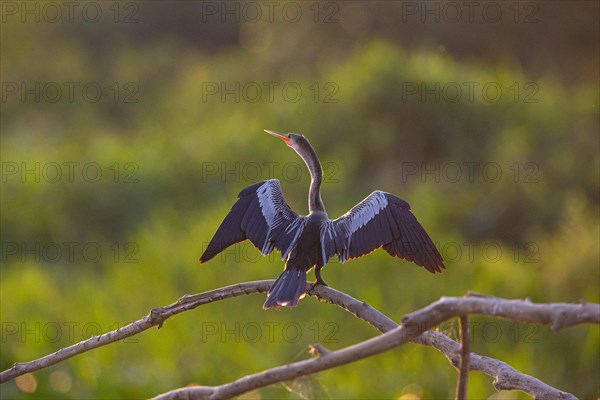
[200,130,445,309]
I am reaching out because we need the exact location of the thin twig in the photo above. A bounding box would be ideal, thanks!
[0,281,274,384]
[455,315,470,400]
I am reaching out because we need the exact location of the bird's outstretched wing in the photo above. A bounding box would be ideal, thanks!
[200,179,306,263]
[320,191,444,273]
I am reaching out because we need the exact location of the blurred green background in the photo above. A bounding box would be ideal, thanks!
[1,1,598,399]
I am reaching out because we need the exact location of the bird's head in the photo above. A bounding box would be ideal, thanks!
[264,129,311,155]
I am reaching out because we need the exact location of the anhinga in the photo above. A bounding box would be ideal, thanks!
[200,130,445,309]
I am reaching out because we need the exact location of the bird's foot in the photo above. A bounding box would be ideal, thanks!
[310,278,329,291]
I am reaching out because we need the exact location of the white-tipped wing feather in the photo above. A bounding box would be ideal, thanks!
[201,179,306,263]
[320,191,444,273]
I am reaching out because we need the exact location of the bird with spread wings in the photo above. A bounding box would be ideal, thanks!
[201,130,445,309]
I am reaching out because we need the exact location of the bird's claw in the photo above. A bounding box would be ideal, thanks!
[310,279,329,291]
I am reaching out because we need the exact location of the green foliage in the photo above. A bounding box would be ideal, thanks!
[1,10,598,400]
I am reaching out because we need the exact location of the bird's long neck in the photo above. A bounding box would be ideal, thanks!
[298,144,325,213]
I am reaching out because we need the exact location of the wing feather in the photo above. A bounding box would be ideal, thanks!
[320,190,444,273]
[200,180,306,263]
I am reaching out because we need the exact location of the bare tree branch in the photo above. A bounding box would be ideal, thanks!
[0,279,393,384]
[455,315,470,400]
[155,288,593,400]
[0,281,274,384]
[153,318,425,400]
[1,281,597,400]
[401,293,600,331]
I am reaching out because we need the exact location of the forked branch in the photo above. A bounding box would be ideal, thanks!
[1,281,597,400]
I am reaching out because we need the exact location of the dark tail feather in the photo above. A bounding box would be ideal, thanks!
[263,269,307,310]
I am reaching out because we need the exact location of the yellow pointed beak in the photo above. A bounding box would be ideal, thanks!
[264,129,291,145]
